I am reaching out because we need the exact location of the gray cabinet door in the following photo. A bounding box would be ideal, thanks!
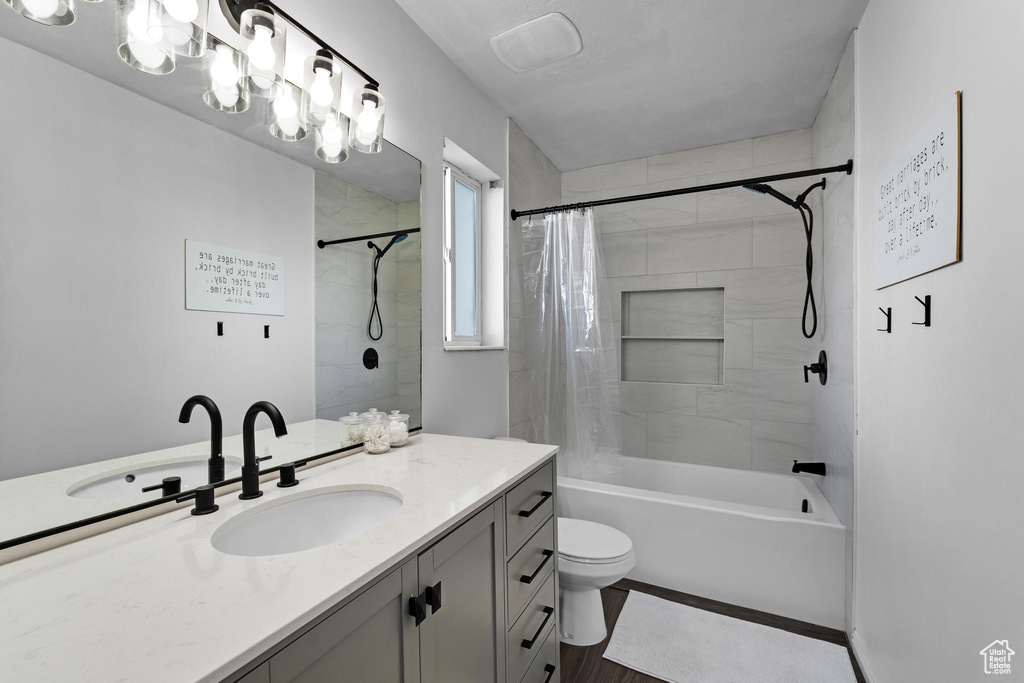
[269,559,420,683]
[418,501,506,683]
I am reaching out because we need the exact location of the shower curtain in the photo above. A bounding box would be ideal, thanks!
[521,209,622,479]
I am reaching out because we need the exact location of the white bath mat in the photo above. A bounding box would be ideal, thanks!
[603,591,857,683]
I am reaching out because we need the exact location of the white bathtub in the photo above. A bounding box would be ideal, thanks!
[557,454,846,629]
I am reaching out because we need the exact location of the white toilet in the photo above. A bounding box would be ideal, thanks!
[557,517,635,646]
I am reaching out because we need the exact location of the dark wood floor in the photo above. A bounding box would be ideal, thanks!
[560,578,866,683]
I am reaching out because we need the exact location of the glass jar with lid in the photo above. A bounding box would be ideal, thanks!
[361,412,391,454]
[339,412,363,447]
[388,410,410,447]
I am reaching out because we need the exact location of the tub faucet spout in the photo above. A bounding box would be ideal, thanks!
[792,460,826,476]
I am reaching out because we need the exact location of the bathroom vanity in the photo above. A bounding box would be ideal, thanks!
[0,433,559,683]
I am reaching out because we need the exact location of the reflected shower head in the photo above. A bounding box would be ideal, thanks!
[367,232,409,259]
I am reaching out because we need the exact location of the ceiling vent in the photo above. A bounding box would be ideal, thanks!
[489,13,583,73]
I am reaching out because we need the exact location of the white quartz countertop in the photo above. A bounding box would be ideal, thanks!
[0,432,558,682]
[0,419,353,543]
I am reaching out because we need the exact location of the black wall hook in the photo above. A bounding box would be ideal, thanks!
[878,307,892,333]
[913,295,931,327]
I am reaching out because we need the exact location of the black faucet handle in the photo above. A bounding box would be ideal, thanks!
[142,477,182,497]
[257,455,273,463]
[277,462,300,488]
[176,484,219,516]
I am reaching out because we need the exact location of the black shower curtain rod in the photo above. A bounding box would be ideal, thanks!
[509,159,853,221]
[317,228,421,249]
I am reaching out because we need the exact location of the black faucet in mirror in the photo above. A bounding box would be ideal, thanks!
[792,460,826,476]
[240,401,288,500]
[178,395,224,484]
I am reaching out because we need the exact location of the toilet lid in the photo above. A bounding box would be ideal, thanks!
[558,517,632,562]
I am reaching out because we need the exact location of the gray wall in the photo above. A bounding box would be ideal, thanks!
[507,120,562,440]
[315,173,421,427]
[811,34,856,631]
[0,38,315,480]
[558,130,820,472]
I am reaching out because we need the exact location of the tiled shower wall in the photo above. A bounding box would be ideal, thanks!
[315,172,422,427]
[812,33,856,629]
[560,131,822,471]
[507,119,561,440]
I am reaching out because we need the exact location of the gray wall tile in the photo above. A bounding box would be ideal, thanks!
[647,414,752,468]
[623,288,724,337]
[648,219,753,274]
[648,139,752,183]
[601,231,648,277]
[620,381,698,415]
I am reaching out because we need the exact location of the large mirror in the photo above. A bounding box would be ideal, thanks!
[0,4,421,548]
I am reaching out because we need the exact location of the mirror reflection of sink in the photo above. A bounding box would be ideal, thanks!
[66,457,242,500]
[211,486,404,557]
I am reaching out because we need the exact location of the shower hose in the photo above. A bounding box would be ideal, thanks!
[367,251,384,341]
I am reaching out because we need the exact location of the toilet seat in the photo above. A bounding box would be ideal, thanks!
[558,517,633,564]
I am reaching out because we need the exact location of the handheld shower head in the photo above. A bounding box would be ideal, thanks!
[742,183,797,207]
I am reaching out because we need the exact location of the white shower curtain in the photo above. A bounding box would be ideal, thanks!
[521,209,622,479]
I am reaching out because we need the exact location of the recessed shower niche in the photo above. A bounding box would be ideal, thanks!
[620,288,725,385]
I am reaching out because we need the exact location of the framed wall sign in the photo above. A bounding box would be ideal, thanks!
[874,91,962,289]
[185,240,285,316]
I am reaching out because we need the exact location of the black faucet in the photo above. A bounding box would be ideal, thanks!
[792,460,826,476]
[178,395,224,484]
[240,401,288,500]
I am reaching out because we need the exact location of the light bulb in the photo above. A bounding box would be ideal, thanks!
[22,0,59,18]
[273,94,299,136]
[128,5,168,69]
[320,119,343,157]
[210,45,239,88]
[247,24,275,71]
[355,99,380,144]
[213,88,239,108]
[163,15,192,46]
[162,0,197,23]
[309,67,334,108]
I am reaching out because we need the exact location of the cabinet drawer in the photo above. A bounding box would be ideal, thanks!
[507,571,556,683]
[506,462,554,554]
[507,517,556,626]
[520,628,558,683]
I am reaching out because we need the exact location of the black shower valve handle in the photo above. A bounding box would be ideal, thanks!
[803,350,828,385]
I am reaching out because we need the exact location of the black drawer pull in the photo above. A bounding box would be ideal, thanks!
[409,592,427,627]
[426,581,442,614]
[520,606,554,649]
[520,549,554,584]
[543,664,556,683]
[517,491,552,518]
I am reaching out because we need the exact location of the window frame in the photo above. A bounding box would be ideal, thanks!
[443,163,483,347]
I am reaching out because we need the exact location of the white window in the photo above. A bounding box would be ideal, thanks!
[443,163,482,345]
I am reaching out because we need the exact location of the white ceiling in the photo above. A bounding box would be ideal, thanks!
[396,0,867,171]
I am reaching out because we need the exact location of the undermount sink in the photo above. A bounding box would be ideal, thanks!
[211,486,404,557]
[66,457,242,500]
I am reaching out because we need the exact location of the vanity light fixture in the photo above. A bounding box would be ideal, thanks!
[117,0,175,75]
[302,49,341,126]
[349,84,385,154]
[202,35,249,113]
[148,0,209,58]
[239,2,286,98]
[314,112,350,163]
[268,81,308,141]
[3,0,75,26]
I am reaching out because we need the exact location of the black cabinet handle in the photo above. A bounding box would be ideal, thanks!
[426,581,442,614]
[517,491,552,518]
[520,549,553,584]
[543,664,556,683]
[520,606,554,649]
[409,592,427,627]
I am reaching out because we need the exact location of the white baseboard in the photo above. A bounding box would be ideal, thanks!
[850,628,877,683]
